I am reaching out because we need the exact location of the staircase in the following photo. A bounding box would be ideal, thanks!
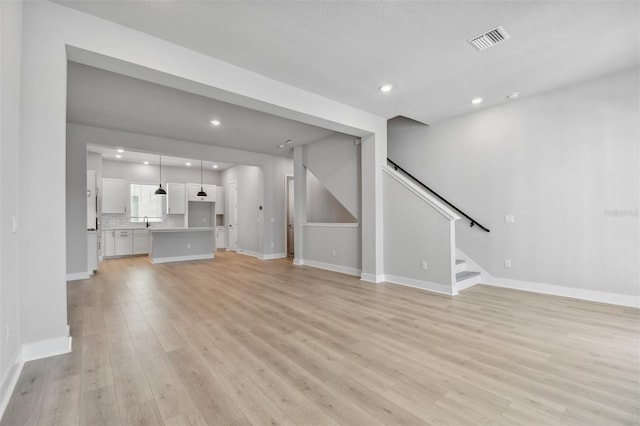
[385,158,489,295]
[455,259,482,292]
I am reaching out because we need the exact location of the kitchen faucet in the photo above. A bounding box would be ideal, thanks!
[144,216,150,228]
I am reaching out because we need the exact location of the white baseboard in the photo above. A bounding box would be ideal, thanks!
[261,252,287,260]
[66,271,90,281]
[293,258,303,266]
[0,349,24,420]
[22,335,72,362]
[487,277,640,308]
[236,249,261,259]
[151,253,214,264]
[296,259,361,277]
[383,274,456,296]
[360,272,385,283]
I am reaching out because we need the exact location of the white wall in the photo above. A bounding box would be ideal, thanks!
[297,136,362,272]
[302,224,361,275]
[383,171,456,294]
[221,165,263,255]
[0,0,24,413]
[388,68,640,299]
[66,129,88,275]
[306,170,356,223]
[303,134,361,220]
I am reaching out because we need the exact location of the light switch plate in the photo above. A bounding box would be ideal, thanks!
[504,215,515,224]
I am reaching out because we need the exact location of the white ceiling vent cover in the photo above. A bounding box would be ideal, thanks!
[468,26,510,51]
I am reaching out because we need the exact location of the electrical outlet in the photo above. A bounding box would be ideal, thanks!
[332,250,336,257]
[5,325,9,343]
[187,243,191,249]
[421,260,428,270]
[504,259,511,268]
[270,242,274,248]
[504,215,515,224]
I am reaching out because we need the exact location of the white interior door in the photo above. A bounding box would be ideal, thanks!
[228,181,238,251]
[286,176,294,256]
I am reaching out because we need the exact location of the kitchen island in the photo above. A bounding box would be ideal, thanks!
[149,227,215,264]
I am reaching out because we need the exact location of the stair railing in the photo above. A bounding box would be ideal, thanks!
[387,158,490,233]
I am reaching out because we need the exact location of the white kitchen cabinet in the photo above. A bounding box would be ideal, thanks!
[187,183,216,202]
[102,230,115,257]
[114,230,133,256]
[133,229,149,254]
[215,226,226,249]
[166,183,186,214]
[215,186,224,215]
[103,228,148,257]
[102,178,129,214]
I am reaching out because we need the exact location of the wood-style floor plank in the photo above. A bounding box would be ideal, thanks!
[2,251,638,426]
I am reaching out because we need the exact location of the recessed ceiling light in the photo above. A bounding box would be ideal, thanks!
[507,92,520,99]
[210,119,221,126]
[379,84,393,93]
[117,148,124,153]
[212,164,219,169]
[143,161,149,165]
[471,97,484,105]
[115,154,122,159]
[186,162,191,166]
[277,144,285,149]
[285,139,294,145]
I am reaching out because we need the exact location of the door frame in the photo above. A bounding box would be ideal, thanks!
[284,174,294,258]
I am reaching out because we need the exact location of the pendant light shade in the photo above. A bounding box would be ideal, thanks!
[197,160,207,197]
[155,155,167,195]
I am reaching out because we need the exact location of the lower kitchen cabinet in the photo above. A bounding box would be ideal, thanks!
[133,229,149,254]
[103,230,115,257]
[114,230,133,255]
[215,226,226,249]
[102,228,149,257]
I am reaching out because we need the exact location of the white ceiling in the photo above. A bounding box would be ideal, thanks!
[68,62,346,157]
[56,1,639,125]
[88,145,234,171]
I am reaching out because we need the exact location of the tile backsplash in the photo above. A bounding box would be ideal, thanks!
[101,213,185,229]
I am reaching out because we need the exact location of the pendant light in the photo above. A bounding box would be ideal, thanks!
[155,155,167,195]
[197,160,207,197]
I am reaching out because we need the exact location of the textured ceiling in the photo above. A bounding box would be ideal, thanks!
[56,1,639,124]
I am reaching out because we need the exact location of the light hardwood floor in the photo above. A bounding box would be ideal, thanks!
[2,251,639,425]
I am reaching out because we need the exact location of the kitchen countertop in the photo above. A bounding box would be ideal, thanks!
[149,227,214,233]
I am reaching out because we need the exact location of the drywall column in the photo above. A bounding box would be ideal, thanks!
[360,130,386,282]
[293,146,306,265]
[1,0,24,408]
[18,2,70,353]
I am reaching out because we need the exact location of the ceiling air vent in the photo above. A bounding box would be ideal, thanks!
[468,26,510,51]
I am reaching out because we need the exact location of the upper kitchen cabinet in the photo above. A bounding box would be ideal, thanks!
[166,183,186,214]
[102,178,129,214]
[187,183,216,202]
[215,186,224,215]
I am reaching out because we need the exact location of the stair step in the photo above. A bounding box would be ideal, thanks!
[455,259,467,273]
[456,271,480,282]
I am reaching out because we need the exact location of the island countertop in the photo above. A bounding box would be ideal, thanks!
[149,227,214,233]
